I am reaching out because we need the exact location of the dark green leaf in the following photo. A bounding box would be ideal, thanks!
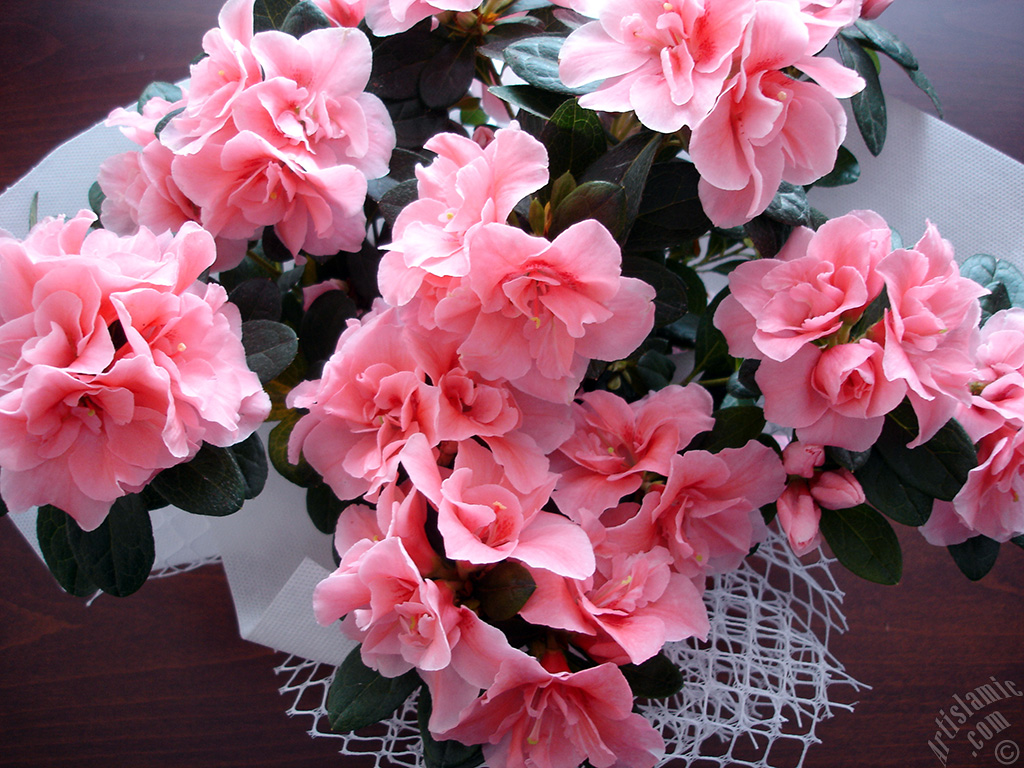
[692,288,733,381]
[582,132,662,227]
[854,450,932,526]
[948,535,1000,581]
[153,107,186,140]
[634,349,676,392]
[36,506,98,597]
[137,81,183,112]
[306,482,349,534]
[280,0,332,36]
[229,278,283,322]
[379,179,420,228]
[626,160,709,250]
[299,290,358,365]
[503,36,590,95]
[260,225,294,262]
[826,446,871,473]
[837,35,886,156]
[369,21,444,100]
[65,494,155,597]
[242,319,299,385]
[548,181,628,239]
[960,254,1024,314]
[621,256,688,327]
[819,504,902,585]
[541,99,607,183]
[474,561,536,621]
[269,410,320,486]
[418,688,485,768]
[29,191,40,229]
[419,38,477,109]
[619,651,684,699]
[875,401,977,501]
[1011,534,1024,550]
[230,432,269,500]
[327,646,421,732]
[906,66,943,118]
[853,19,918,69]
[743,216,791,260]
[849,289,888,339]
[253,0,300,32]
[549,171,577,210]
[488,84,568,118]
[732,358,761,398]
[665,262,708,317]
[691,406,764,453]
[150,443,247,517]
[764,181,812,227]
[139,483,170,511]
[814,145,861,188]
[88,183,105,220]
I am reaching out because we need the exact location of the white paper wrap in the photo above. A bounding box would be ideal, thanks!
[4,98,1023,766]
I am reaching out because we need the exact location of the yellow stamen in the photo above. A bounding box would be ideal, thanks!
[493,501,507,510]
[177,342,187,352]
[530,316,541,329]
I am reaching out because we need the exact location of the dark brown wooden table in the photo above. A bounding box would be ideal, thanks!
[1,2,1022,767]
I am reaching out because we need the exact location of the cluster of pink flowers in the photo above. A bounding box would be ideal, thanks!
[559,0,882,226]
[0,212,269,530]
[99,0,395,269]
[297,126,786,768]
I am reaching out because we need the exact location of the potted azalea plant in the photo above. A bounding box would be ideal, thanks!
[2,0,1022,766]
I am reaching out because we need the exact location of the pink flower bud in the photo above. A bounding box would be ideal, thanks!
[809,468,866,510]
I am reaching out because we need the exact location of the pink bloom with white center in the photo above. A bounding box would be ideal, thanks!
[433,221,655,403]
[401,435,595,579]
[380,125,549,306]
[0,215,269,530]
[757,339,907,450]
[559,0,756,134]
[438,653,665,768]
[172,129,369,258]
[286,305,441,501]
[550,384,714,520]
[875,222,986,445]
[715,210,891,362]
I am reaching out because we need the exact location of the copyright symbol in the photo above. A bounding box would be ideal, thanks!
[996,740,1020,766]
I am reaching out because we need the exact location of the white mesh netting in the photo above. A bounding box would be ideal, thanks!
[273,530,865,768]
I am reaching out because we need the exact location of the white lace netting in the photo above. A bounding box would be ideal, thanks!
[273,530,865,768]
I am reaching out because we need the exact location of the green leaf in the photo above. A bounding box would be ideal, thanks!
[306,482,349,534]
[541,99,607,183]
[253,0,300,32]
[548,180,628,239]
[826,445,871,473]
[626,160,709,250]
[229,278,283,322]
[619,651,684,699]
[852,19,918,69]
[229,432,269,500]
[503,36,590,95]
[36,506,98,597]
[875,401,977,501]
[906,66,943,118]
[419,38,477,109]
[837,35,887,156]
[764,181,813,227]
[960,253,1024,319]
[88,182,105,220]
[819,504,902,585]
[948,535,1000,581]
[327,646,421,733]
[153,107,186,140]
[582,132,662,227]
[488,85,568,119]
[137,81,183,112]
[150,443,247,517]
[280,0,331,36]
[691,406,765,453]
[242,319,299,385]
[418,688,485,768]
[692,288,733,382]
[369,21,443,101]
[621,256,688,327]
[814,145,860,188]
[634,349,676,392]
[269,410,321,487]
[299,290,358,365]
[474,560,536,622]
[854,450,932,526]
[65,494,155,597]
[1011,534,1024,550]
[743,215,792,260]
[378,179,420,228]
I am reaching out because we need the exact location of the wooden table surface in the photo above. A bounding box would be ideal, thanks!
[1,2,1023,767]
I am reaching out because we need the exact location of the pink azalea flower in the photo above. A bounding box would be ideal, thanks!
[433,221,655,403]
[550,384,715,519]
[313,0,366,26]
[362,0,481,36]
[715,210,891,362]
[439,653,665,768]
[875,222,986,445]
[776,479,822,556]
[955,308,1024,441]
[0,215,269,529]
[559,0,755,133]
[918,499,975,547]
[286,305,441,501]
[859,0,896,20]
[944,423,1024,542]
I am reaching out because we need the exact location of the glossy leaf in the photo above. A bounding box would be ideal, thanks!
[960,253,1024,320]
[150,443,247,516]
[582,132,662,226]
[327,646,421,733]
[29,190,40,229]
[230,432,269,500]
[541,99,607,182]
[692,288,733,382]
[906,66,943,118]
[855,450,932,526]
[626,160,709,250]
[691,406,765,453]
[369,21,443,100]
[418,688,485,768]
[299,290,358,365]
[548,181,628,239]
[621,256,688,327]
[36,505,98,597]
[837,34,887,156]
[634,349,676,393]
[379,179,420,228]
[819,504,902,585]
[269,410,321,487]
[948,535,1000,581]
[764,182,813,227]
[419,38,477,109]
[814,145,860,188]
[744,215,791,260]
[253,0,301,32]
[229,278,283,322]
[65,494,155,597]
[306,482,349,534]
[875,401,977,501]
[280,0,331,36]
[488,84,568,118]
[137,81,183,111]
[853,19,918,69]
[474,561,536,622]
[619,651,684,699]
[242,319,299,385]
[504,36,590,95]
[153,107,185,140]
